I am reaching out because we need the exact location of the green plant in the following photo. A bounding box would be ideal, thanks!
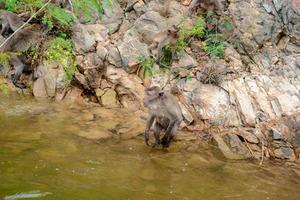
[73,0,111,22]
[176,17,206,51]
[0,78,9,96]
[0,0,43,12]
[138,55,155,79]
[45,37,77,85]
[0,52,10,74]
[42,4,74,30]
[160,45,173,68]
[203,34,225,57]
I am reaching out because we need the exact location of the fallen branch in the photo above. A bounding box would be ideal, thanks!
[0,0,52,50]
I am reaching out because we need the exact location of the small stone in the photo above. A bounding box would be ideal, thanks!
[274,147,294,159]
[101,89,118,107]
[95,88,105,97]
[107,46,122,67]
[237,129,259,144]
[96,45,108,61]
[270,128,283,140]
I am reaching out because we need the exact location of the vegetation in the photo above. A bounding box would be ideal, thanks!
[0,0,111,87]
[177,17,206,52]
[44,37,77,85]
[42,4,74,30]
[73,0,111,22]
[0,78,9,96]
[0,52,10,74]
[199,65,223,85]
[158,14,229,70]
[138,55,155,79]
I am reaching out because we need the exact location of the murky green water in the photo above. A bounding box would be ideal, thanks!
[1,95,300,200]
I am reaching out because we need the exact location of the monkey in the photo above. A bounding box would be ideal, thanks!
[0,10,25,36]
[0,24,43,88]
[143,86,183,148]
[188,0,225,15]
[149,25,180,64]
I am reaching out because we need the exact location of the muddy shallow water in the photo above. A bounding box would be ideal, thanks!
[0,95,300,200]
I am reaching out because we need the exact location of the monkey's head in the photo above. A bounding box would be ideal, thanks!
[143,86,164,109]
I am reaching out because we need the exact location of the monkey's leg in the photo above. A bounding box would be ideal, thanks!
[0,22,9,35]
[145,114,155,146]
[10,56,26,89]
[161,120,180,148]
[152,122,162,148]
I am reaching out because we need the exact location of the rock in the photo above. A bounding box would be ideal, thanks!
[177,52,197,69]
[179,102,194,125]
[33,63,65,98]
[274,147,295,159]
[133,1,146,16]
[84,24,108,43]
[102,0,123,19]
[33,78,48,98]
[296,57,300,67]
[96,45,108,62]
[236,129,259,144]
[270,128,283,140]
[86,68,102,89]
[115,85,142,111]
[292,131,300,148]
[107,46,123,67]
[85,53,103,68]
[74,72,89,89]
[106,66,145,109]
[101,89,118,108]
[133,10,167,44]
[72,23,96,53]
[118,29,149,71]
[192,83,240,126]
[213,134,251,160]
[224,46,243,71]
[95,88,105,97]
[63,87,86,105]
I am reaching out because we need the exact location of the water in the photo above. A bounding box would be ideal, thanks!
[0,95,300,200]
